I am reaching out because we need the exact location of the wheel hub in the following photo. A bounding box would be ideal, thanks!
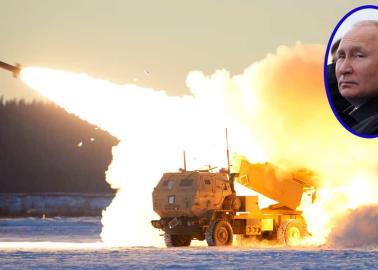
[217,227,229,244]
[287,227,300,244]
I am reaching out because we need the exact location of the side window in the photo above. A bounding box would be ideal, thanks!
[201,176,213,192]
[163,180,174,190]
[179,178,193,187]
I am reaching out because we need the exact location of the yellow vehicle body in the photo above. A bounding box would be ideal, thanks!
[237,160,315,210]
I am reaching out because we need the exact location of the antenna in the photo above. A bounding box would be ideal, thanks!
[226,128,230,174]
[226,128,236,194]
[183,150,187,172]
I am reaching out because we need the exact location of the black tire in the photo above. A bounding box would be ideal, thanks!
[206,220,233,246]
[277,219,306,246]
[164,234,191,247]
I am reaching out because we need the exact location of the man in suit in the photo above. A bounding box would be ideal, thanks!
[335,20,378,136]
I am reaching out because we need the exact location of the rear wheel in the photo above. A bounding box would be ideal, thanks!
[206,220,233,246]
[277,219,306,246]
[164,234,191,247]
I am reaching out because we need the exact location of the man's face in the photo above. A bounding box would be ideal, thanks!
[335,24,378,104]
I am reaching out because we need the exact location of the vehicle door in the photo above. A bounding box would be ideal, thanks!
[200,175,214,207]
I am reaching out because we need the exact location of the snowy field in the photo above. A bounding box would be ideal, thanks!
[0,217,377,270]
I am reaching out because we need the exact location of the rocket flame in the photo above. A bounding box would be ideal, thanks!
[20,42,378,247]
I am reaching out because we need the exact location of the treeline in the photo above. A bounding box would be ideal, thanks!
[0,97,118,193]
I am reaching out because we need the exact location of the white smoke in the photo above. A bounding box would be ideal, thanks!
[327,205,378,248]
[20,42,378,247]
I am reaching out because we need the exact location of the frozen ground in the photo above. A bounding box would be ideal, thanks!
[0,217,377,270]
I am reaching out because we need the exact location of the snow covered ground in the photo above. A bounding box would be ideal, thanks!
[0,217,376,269]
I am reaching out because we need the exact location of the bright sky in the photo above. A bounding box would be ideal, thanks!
[0,0,374,100]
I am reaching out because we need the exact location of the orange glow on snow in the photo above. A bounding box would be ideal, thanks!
[20,42,378,247]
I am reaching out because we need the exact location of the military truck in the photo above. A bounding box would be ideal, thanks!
[151,159,316,247]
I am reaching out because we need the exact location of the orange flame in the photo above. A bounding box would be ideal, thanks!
[20,42,378,247]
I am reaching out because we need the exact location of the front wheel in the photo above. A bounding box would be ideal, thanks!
[206,220,233,246]
[164,234,191,247]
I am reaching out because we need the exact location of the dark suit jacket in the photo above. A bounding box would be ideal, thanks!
[349,96,378,136]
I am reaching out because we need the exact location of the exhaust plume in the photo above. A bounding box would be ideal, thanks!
[20,42,378,247]
[327,205,378,248]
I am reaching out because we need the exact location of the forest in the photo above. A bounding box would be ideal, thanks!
[0,97,118,194]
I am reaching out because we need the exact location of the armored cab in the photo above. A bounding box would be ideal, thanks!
[151,171,235,246]
[152,171,233,218]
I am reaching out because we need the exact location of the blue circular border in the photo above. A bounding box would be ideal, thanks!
[324,4,378,139]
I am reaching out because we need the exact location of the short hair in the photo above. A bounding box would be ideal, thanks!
[351,20,378,30]
[331,39,341,55]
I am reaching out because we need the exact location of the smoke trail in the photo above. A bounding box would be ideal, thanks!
[20,42,378,247]
[21,67,231,246]
[327,205,378,248]
[187,42,378,245]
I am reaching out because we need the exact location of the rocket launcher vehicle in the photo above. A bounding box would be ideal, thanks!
[151,158,317,247]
